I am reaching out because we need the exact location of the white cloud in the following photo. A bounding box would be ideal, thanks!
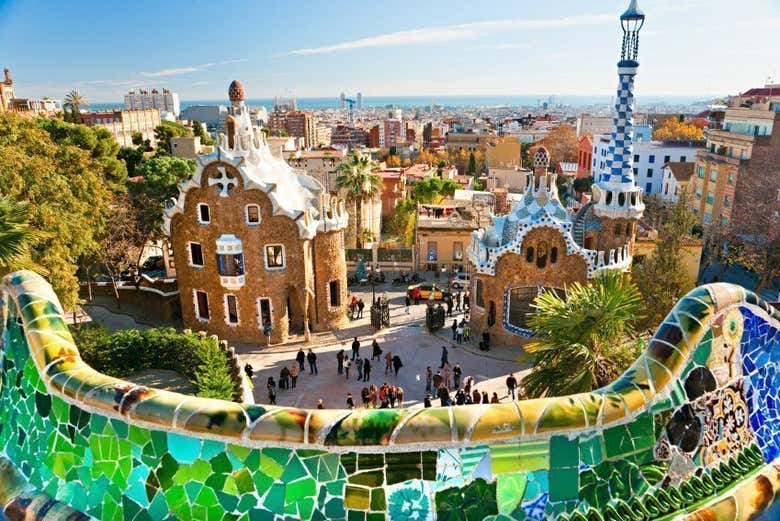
[139,59,247,77]
[285,13,613,56]
[468,43,531,51]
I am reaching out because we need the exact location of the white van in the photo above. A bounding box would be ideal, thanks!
[450,273,470,290]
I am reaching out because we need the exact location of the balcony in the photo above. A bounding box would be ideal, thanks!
[220,274,246,290]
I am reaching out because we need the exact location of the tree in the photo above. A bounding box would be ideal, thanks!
[633,192,697,331]
[573,177,594,194]
[414,149,437,165]
[532,124,578,168]
[154,120,192,154]
[652,119,704,141]
[0,197,48,275]
[386,155,401,167]
[192,121,215,146]
[521,271,643,397]
[63,90,88,121]
[467,152,477,176]
[411,177,460,204]
[336,151,382,248]
[0,113,117,308]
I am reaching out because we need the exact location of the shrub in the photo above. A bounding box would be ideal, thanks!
[70,324,236,401]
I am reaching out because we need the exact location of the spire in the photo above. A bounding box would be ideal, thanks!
[593,0,645,220]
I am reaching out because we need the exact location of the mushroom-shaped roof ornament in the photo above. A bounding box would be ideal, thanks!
[228,80,245,103]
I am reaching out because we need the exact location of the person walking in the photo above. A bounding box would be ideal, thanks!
[506,373,518,400]
[395,386,404,408]
[392,354,403,377]
[432,371,443,398]
[463,323,471,342]
[412,287,421,305]
[307,349,318,375]
[363,358,371,382]
[371,339,382,361]
[450,319,458,340]
[357,298,365,319]
[279,366,290,390]
[443,363,452,389]
[455,292,461,312]
[346,393,355,409]
[456,322,464,344]
[244,363,254,379]
[385,352,393,375]
[267,377,277,405]
[343,357,351,380]
[337,349,344,374]
[425,367,433,394]
[440,346,449,368]
[290,363,299,389]
[453,363,462,389]
[355,356,363,381]
[351,337,360,360]
[405,295,411,314]
[446,297,453,317]
[296,349,306,371]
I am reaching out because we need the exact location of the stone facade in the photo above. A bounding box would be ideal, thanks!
[165,81,349,345]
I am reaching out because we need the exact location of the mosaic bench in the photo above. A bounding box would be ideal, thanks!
[1,270,780,520]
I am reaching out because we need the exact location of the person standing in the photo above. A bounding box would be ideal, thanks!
[450,320,458,340]
[355,356,363,381]
[317,399,324,409]
[453,363,462,389]
[440,346,449,368]
[395,386,404,408]
[482,329,490,351]
[425,367,433,394]
[337,349,345,374]
[438,385,451,407]
[455,292,461,312]
[464,292,470,311]
[385,352,393,375]
[290,363,299,389]
[472,388,481,404]
[424,394,432,408]
[405,294,411,314]
[482,391,489,404]
[343,357,351,380]
[432,371,443,398]
[363,358,371,382]
[443,363,452,389]
[244,363,254,379]
[267,377,277,405]
[413,287,421,305]
[307,349,318,375]
[392,354,403,377]
[371,339,382,361]
[490,392,499,404]
[296,349,306,371]
[346,393,355,409]
[357,298,365,319]
[463,323,471,342]
[446,297,453,317]
[279,366,290,390]
[506,373,518,400]
[456,322,464,344]
[351,337,360,360]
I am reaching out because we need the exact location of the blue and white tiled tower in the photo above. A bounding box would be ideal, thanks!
[593,0,646,220]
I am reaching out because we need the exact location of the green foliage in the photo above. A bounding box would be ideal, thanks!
[0,197,49,275]
[633,193,696,331]
[411,177,460,204]
[71,324,237,401]
[132,155,195,201]
[522,271,643,397]
[154,120,192,153]
[63,90,87,121]
[0,113,122,308]
[191,121,215,146]
[472,180,486,191]
[336,151,381,248]
[467,152,477,176]
[573,177,594,193]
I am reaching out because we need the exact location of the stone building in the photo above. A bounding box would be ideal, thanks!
[164,81,349,344]
[79,108,161,148]
[0,68,14,112]
[468,1,647,347]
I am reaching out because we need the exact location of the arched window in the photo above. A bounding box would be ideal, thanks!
[525,246,535,263]
[605,192,613,205]
[626,222,633,237]
[506,287,538,329]
[550,247,558,264]
[614,223,623,236]
[536,242,548,268]
[618,193,626,207]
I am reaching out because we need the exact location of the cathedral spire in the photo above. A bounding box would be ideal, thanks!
[593,0,645,219]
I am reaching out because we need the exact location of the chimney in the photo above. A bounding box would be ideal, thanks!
[3,68,11,84]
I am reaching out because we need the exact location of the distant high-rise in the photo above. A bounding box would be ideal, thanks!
[356,92,363,109]
[124,88,180,117]
[339,92,346,109]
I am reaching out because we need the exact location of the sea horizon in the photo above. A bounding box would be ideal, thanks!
[88,93,714,112]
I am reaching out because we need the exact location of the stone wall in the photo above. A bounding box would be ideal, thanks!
[79,283,181,326]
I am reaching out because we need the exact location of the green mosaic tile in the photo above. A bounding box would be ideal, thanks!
[549,436,579,470]
[344,485,371,510]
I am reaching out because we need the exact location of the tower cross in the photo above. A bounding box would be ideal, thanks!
[209,166,237,197]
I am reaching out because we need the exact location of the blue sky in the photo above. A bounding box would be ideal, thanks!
[1,0,778,102]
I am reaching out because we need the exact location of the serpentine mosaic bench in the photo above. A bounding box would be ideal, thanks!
[1,270,780,520]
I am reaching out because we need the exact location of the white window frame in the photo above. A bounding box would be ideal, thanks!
[245,204,261,226]
[187,241,204,268]
[197,203,211,225]
[224,294,240,327]
[264,244,286,271]
[256,297,274,330]
[193,289,210,323]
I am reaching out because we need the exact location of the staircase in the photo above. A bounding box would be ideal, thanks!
[571,202,592,247]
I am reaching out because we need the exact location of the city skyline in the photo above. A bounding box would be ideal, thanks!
[1,0,779,103]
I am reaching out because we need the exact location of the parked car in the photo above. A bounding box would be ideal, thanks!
[449,273,470,290]
[407,283,451,301]
[141,255,164,272]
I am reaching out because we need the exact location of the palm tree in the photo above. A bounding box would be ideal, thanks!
[0,197,47,275]
[63,90,88,120]
[336,151,381,248]
[521,270,643,398]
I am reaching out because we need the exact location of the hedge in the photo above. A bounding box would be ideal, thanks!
[70,324,236,401]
